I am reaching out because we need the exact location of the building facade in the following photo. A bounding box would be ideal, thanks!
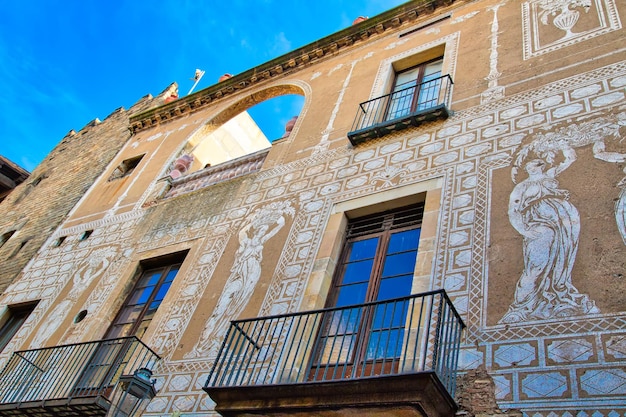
[0,87,177,296]
[0,0,624,416]
[0,156,29,204]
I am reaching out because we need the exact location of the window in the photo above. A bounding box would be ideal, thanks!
[387,58,443,121]
[347,39,457,145]
[0,302,38,353]
[74,252,186,393]
[0,231,15,248]
[105,251,187,339]
[312,204,423,377]
[30,175,45,187]
[53,236,66,247]
[79,230,93,241]
[108,154,144,181]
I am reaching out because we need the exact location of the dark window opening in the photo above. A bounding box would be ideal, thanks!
[0,301,38,353]
[0,231,15,248]
[30,175,46,187]
[54,236,66,247]
[108,154,145,181]
[74,310,88,324]
[9,239,29,258]
[80,230,93,241]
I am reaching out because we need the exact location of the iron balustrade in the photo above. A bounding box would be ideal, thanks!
[0,337,159,409]
[347,74,453,145]
[206,289,464,397]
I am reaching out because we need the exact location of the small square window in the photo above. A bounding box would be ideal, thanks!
[80,230,93,241]
[108,154,145,181]
[0,231,15,248]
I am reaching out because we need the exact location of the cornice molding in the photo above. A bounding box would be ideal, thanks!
[129,0,458,133]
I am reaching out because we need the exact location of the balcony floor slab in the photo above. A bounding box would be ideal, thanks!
[205,371,457,417]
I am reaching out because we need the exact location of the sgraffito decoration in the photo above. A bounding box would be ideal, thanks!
[500,113,626,323]
[522,0,621,59]
[30,246,118,348]
[185,200,295,359]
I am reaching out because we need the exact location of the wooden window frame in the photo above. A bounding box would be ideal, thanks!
[0,301,38,353]
[386,57,444,121]
[310,204,424,379]
[105,251,187,339]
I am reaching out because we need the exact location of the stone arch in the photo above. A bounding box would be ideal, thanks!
[175,81,311,174]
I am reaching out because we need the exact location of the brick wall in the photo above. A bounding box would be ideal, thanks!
[0,85,177,295]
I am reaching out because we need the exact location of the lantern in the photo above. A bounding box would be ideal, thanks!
[107,368,157,417]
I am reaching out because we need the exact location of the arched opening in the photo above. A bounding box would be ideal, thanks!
[171,84,306,177]
[247,94,305,142]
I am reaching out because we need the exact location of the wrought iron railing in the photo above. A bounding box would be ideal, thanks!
[348,75,453,145]
[0,337,159,408]
[206,289,464,397]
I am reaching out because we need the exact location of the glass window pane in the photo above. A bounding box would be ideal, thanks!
[366,328,404,360]
[394,67,420,90]
[114,305,143,324]
[381,251,418,278]
[378,275,413,301]
[372,299,409,328]
[335,282,368,307]
[423,59,443,78]
[341,259,374,285]
[347,238,379,261]
[138,270,163,287]
[319,334,356,364]
[164,267,180,283]
[388,89,415,120]
[128,286,154,305]
[105,258,184,339]
[154,281,172,302]
[106,323,133,338]
[388,229,420,253]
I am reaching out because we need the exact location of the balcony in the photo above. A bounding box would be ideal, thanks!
[0,337,159,416]
[204,289,464,417]
[347,75,453,146]
[163,149,268,200]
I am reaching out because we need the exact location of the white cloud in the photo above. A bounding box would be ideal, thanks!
[269,32,292,57]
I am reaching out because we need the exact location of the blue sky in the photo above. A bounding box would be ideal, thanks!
[0,0,405,172]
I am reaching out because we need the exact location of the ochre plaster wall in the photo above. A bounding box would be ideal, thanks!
[1,0,625,416]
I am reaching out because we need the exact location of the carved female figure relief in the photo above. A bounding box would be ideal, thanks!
[185,200,295,358]
[500,148,599,323]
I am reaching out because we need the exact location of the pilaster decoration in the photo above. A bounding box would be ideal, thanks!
[481,3,506,104]
[128,0,459,134]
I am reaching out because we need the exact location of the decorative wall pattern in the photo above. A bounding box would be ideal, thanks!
[31,245,119,348]
[185,200,294,358]
[1,3,625,415]
[522,0,622,59]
